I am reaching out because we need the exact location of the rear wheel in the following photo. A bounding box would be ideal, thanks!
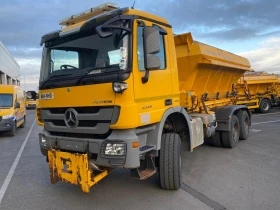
[212,131,223,147]
[222,115,240,148]
[237,111,249,140]
[256,99,271,113]
[159,133,182,190]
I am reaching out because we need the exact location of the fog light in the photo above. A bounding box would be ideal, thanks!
[112,82,128,93]
[102,141,126,157]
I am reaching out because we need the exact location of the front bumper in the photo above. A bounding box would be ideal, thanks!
[39,129,140,169]
[26,104,37,109]
[0,118,15,132]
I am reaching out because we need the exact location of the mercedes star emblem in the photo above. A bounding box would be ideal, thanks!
[64,108,79,128]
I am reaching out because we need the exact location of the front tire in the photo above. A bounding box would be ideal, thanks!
[159,133,182,190]
[222,115,240,148]
[10,122,16,136]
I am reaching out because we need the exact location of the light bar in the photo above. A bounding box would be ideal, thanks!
[59,2,119,26]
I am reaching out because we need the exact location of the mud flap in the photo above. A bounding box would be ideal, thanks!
[47,149,109,193]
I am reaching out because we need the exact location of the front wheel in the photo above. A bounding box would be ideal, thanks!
[10,122,16,136]
[159,133,182,190]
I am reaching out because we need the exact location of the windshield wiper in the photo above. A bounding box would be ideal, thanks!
[40,74,72,89]
[75,66,118,85]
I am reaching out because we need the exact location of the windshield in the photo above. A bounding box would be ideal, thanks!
[39,25,130,86]
[0,94,13,107]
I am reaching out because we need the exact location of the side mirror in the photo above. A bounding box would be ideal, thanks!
[15,102,20,109]
[143,27,161,70]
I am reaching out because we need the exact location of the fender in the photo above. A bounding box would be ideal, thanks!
[146,106,194,151]
[212,105,251,131]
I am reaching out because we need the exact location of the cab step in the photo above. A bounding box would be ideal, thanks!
[131,155,156,180]
[139,145,155,154]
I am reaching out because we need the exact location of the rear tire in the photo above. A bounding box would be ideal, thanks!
[212,131,223,147]
[222,115,240,148]
[237,111,249,140]
[256,99,271,113]
[159,133,182,190]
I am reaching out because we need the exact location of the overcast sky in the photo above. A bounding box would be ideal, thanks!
[0,0,280,90]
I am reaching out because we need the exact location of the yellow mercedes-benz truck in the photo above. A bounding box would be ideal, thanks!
[36,3,252,193]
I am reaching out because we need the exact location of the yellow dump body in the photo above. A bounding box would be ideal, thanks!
[274,77,280,99]
[174,33,252,112]
[235,72,280,110]
[240,74,279,96]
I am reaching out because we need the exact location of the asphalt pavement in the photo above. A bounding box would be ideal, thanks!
[0,108,280,210]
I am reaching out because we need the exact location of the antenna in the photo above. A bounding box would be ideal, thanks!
[132,0,136,9]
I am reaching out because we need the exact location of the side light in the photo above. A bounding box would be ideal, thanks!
[113,82,128,93]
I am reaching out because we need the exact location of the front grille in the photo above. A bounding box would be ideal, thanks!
[41,106,120,138]
[49,131,112,139]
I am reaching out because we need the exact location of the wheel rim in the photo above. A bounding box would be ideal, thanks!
[233,122,239,143]
[262,101,269,111]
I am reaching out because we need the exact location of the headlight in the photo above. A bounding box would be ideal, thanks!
[39,135,49,148]
[112,82,128,93]
[101,141,126,157]
[2,114,14,120]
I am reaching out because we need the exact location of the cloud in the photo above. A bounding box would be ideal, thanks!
[0,0,280,48]
[1,0,279,89]
[238,37,280,73]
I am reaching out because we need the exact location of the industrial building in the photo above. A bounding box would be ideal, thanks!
[0,41,20,85]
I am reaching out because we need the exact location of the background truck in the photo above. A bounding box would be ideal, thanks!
[234,71,280,113]
[36,2,252,193]
[25,90,38,109]
[0,85,26,136]
[276,76,280,105]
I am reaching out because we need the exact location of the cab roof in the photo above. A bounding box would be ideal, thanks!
[40,3,170,46]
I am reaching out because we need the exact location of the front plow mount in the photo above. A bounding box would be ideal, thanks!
[47,149,110,193]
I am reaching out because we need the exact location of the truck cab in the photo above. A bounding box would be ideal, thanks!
[0,85,26,136]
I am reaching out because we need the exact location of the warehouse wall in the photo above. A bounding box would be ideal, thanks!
[0,41,20,85]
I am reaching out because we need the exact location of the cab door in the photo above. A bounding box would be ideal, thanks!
[132,19,173,125]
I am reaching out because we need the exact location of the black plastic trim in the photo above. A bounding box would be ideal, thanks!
[40,30,61,46]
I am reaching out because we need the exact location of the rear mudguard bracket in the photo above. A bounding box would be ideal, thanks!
[212,105,251,131]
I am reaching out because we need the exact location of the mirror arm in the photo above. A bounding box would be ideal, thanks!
[137,20,146,27]
[102,25,131,33]
[141,69,149,84]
